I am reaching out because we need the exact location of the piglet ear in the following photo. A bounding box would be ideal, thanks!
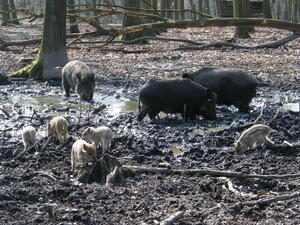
[82,143,88,151]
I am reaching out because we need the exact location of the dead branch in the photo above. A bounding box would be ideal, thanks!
[176,33,300,51]
[124,165,300,180]
[160,211,184,225]
[14,138,44,160]
[232,192,300,211]
[32,171,60,181]
[0,108,10,117]
[40,136,53,152]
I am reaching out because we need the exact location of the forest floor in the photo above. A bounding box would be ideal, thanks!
[0,23,299,225]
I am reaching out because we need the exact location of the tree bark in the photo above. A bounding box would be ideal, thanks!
[12,0,68,79]
[122,0,142,41]
[68,0,80,33]
[291,0,298,22]
[1,0,11,25]
[8,0,19,25]
[233,0,250,38]
[263,0,272,19]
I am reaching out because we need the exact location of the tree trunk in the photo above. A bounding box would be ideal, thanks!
[263,0,272,19]
[68,0,80,33]
[291,0,298,22]
[1,0,11,26]
[179,0,184,20]
[243,0,254,32]
[12,0,68,79]
[122,0,142,41]
[8,0,19,25]
[233,0,250,39]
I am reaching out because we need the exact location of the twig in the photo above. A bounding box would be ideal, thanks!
[232,192,300,210]
[40,136,52,152]
[253,103,264,123]
[32,171,60,181]
[14,138,44,160]
[160,211,184,225]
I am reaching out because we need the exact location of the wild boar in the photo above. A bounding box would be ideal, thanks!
[82,126,113,155]
[71,139,97,174]
[21,126,37,150]
[235,124,274,155]
[138,78,217,121]
[183,67,258,113]
[62,60,95,101]
[47,116,68,144]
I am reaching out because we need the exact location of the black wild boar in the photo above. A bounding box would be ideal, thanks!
[183,67,258,113]
[138,78,217,121]
[62,60,95,101]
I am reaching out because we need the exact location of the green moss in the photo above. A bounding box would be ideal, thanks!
[10,58,43,80]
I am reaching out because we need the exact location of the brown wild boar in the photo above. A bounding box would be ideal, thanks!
[235,124,274,155]
[21,126,37,150]
[183,67,258,113]
[71,139,97,174]
[47,116,68,144]
[138,78,217,121]
[82,126,113,155]
[62,60,95,101]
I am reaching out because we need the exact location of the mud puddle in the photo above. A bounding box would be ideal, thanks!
[0,87,139,118]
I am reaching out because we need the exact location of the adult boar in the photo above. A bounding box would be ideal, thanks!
[138,78,217,121]
[62,60,95,101]
[183,67,258,113]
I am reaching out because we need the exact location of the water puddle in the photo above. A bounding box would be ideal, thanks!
[0,88,139,118]
[169,145,187,155]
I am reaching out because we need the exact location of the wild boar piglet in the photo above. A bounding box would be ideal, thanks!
[47,116,68,144]
[235,124,274,155]
[22,126,37,150]
[82,126,113,155]
[71,139,97,174]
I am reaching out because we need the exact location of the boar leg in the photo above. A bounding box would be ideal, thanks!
[148,108,160,120]
[138,106,150,121]
[62,77,71,97]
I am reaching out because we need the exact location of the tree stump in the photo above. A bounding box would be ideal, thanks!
[78,154,134,184]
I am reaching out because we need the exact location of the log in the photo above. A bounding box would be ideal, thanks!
[124,165,300,180]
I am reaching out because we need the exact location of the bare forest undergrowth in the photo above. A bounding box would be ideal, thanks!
[0,24,300,224]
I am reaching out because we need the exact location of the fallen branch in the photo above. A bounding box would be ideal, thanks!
[160,211,184,225]
[124,165,300,180]
[40,136,52,152]
[175,33,300,51]
[32,170,61,181]
[14,138,44,160]
[232,192,300,211]
[0,107,10,117]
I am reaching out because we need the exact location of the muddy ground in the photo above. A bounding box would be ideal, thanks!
[0,24,300,224]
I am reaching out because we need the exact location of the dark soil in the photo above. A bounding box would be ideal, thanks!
[0,24,299,224]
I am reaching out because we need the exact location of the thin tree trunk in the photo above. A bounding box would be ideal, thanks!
[233,0,250,39]
[291,0,298,22]
[68,0,80,33]
[9,0,19,25]
[1,0,11,26]
[263,0,272,19]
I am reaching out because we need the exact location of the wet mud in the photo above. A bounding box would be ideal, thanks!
[0,26,300,224]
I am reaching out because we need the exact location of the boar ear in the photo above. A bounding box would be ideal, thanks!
[206,89,214,101]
